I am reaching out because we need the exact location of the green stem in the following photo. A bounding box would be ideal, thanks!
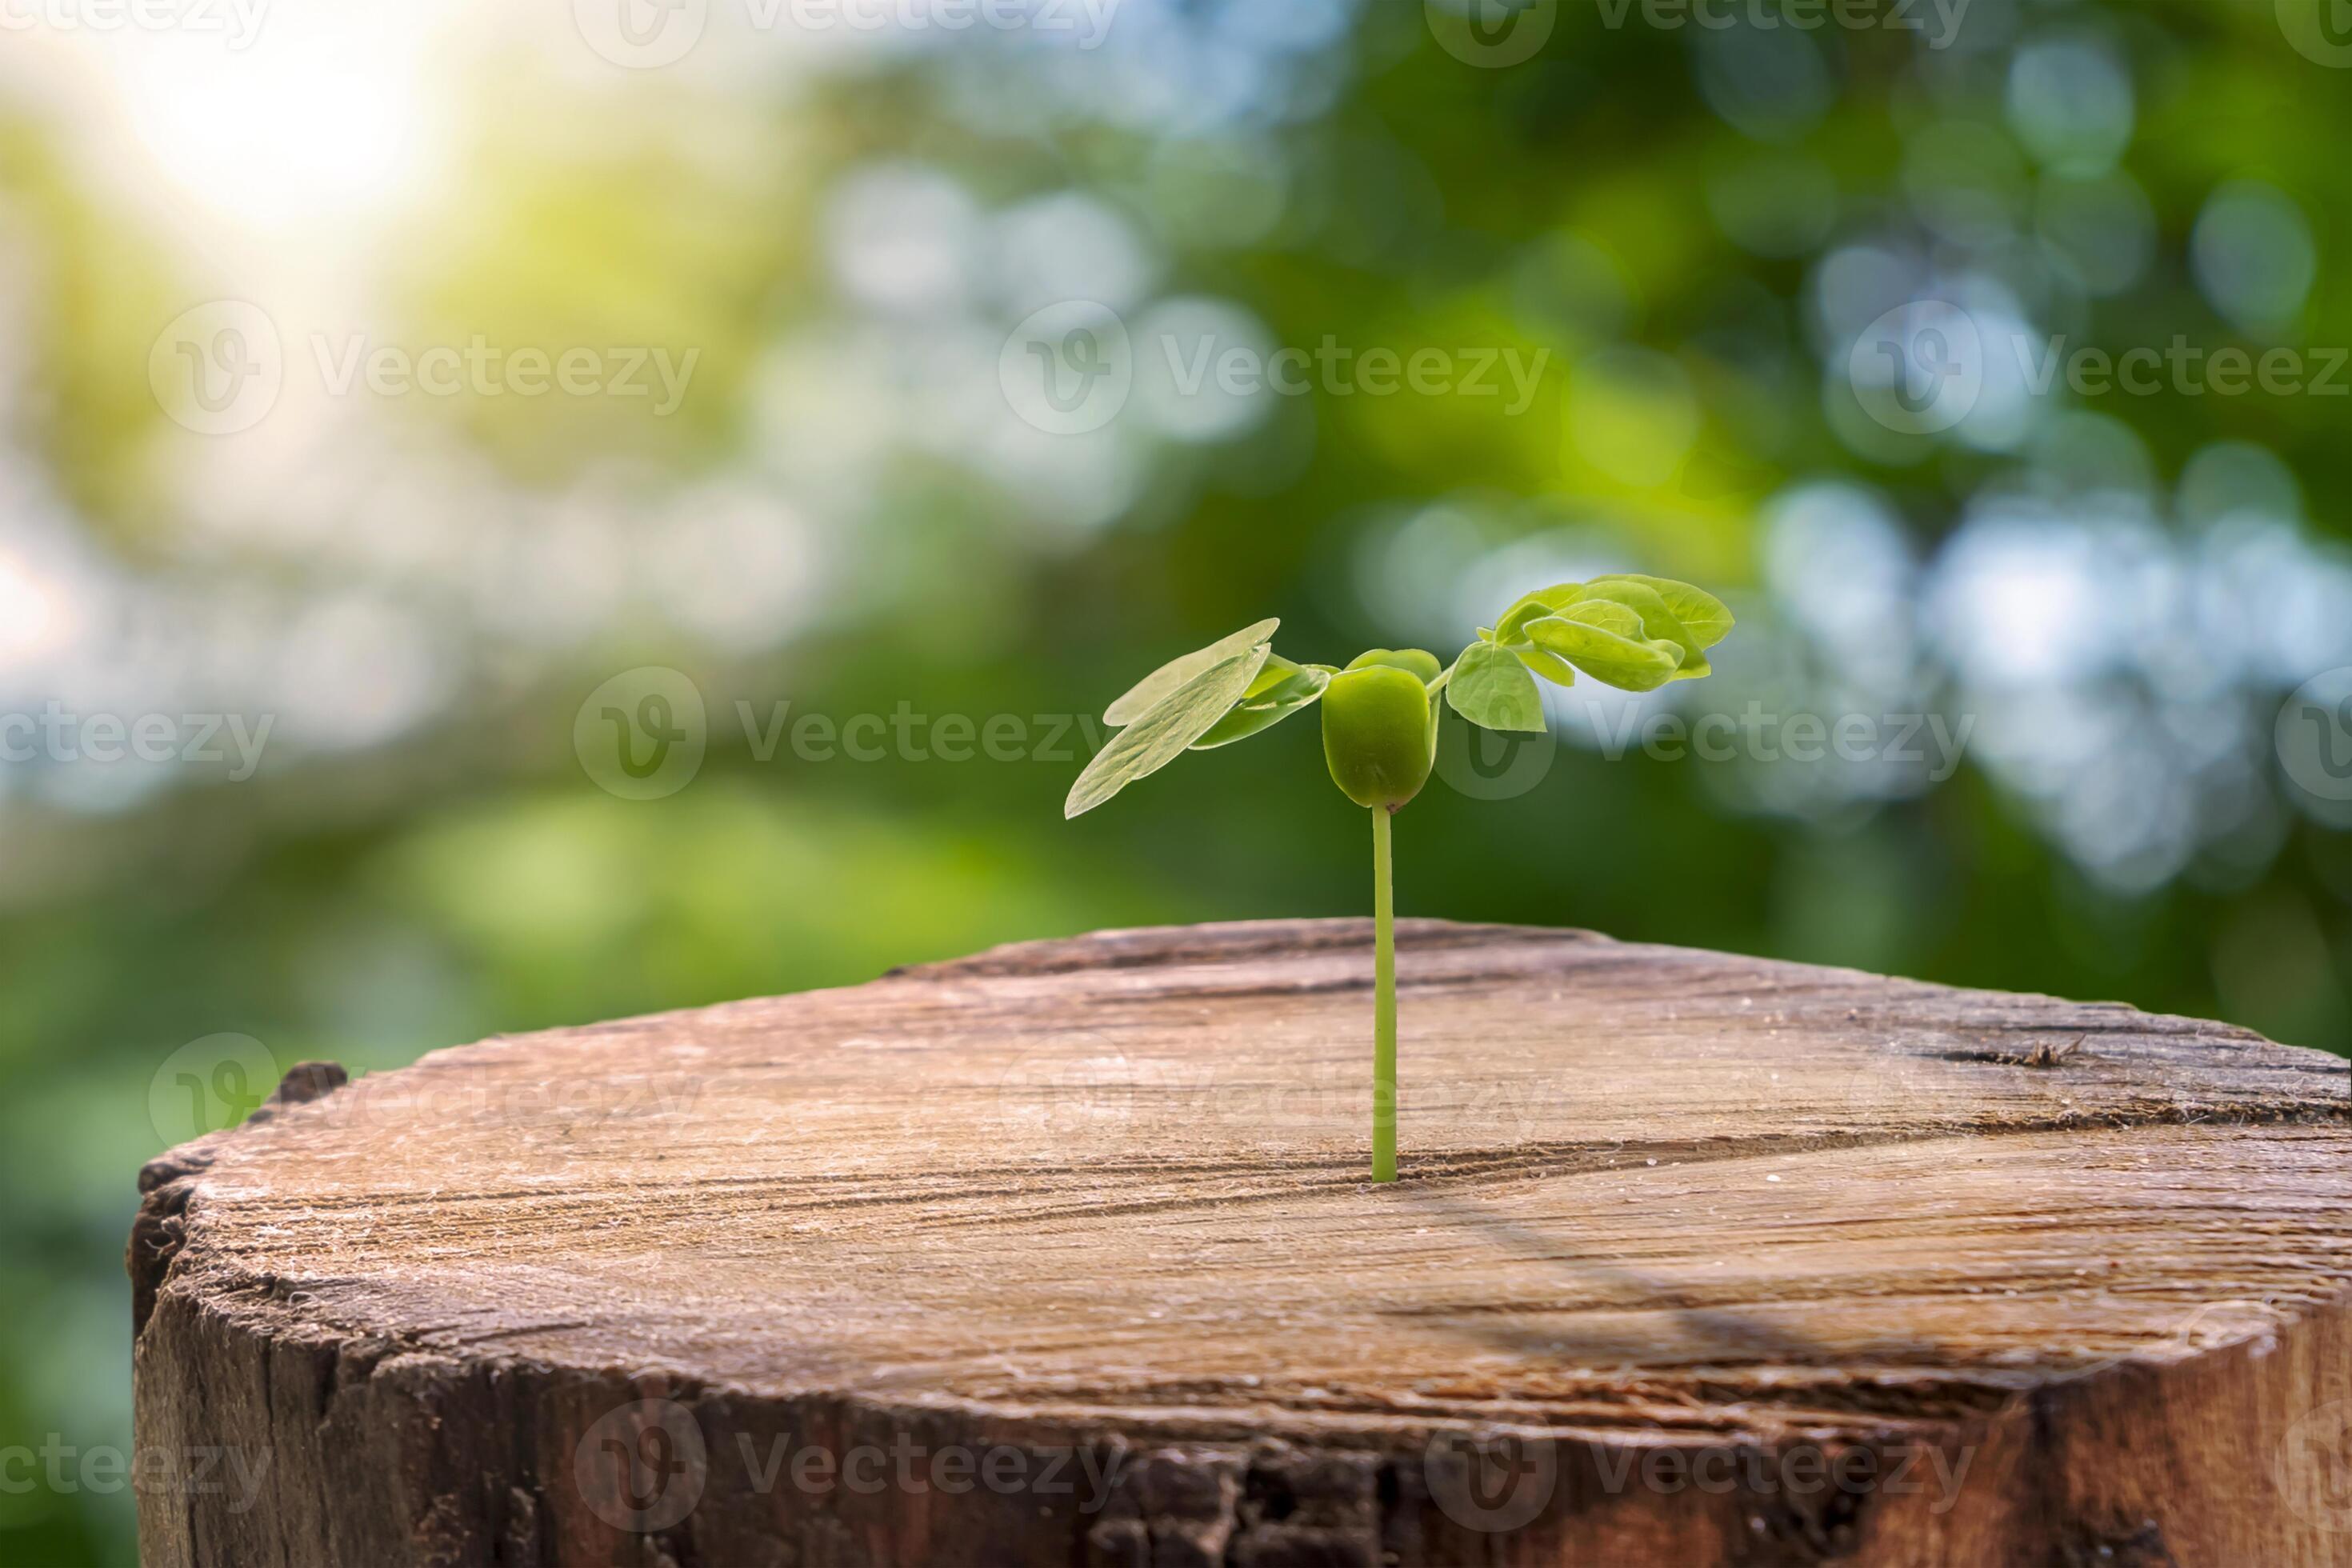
[1372,804,1398,1184]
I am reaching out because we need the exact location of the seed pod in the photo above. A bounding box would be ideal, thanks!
[1323,662,1437,810]
[1346,649,1444,683]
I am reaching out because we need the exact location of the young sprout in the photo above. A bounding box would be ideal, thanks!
[1065,577,1734,1182]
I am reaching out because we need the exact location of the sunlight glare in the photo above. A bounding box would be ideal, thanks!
[114,10,441,239]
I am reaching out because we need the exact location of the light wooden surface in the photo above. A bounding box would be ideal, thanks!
[130,920,2352,1566]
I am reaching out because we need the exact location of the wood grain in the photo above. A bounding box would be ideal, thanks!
[130,920,2352,1566]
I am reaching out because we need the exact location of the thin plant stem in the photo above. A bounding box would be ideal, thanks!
[1372,804,1398,1183]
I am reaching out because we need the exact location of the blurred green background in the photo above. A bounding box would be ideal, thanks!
[5,0,2352,1558]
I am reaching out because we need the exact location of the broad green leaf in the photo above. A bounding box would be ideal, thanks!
[1526,613,1682,693]
[1590,574,1734,650]
[1347,648,1445,682]
[1495,583,1584,643]
[1516,646,1578,687]
[1577,579,1710,681]
[1103,618,1280,726]
[1558,598,1645,640]
[1446,642,1548,733]
[1066,644,1272,818]
[1191,660,1331,749]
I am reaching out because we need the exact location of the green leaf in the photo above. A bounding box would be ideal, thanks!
[1526,613,1683,693]
[1066,644,1274,818]
[1494,584,1585,643]
[1577,580,1710,681]
[1446,642,1548,734]
[1515,646,1578,687]
[1191,659,1331,749]
[1590,575,1734,650]
[1347,649,1445,682]
[1102,618,1281,726]
[1558,598,1645,639]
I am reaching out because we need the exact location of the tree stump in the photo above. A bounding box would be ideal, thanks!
[130,920,2352,1567]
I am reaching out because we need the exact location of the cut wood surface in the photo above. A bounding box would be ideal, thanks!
[131,920,2352,1566]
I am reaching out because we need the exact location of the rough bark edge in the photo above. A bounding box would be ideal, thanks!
[128,1061,348,1337]
[126,924,2352,1566]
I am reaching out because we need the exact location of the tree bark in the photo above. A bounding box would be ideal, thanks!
[130,919,2352,1566]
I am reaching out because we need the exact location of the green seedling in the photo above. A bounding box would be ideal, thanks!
[1065,576,1734,1182]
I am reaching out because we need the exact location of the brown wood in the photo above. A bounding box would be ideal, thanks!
[130,919,2352,1566]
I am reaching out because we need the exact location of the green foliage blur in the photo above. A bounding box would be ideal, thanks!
[3,1,2351,1559]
